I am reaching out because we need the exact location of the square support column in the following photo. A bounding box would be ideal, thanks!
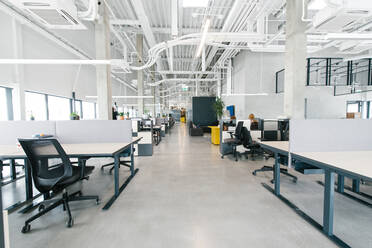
[136,34,144,117]
[95,4,112,120]
[284,0,307,119]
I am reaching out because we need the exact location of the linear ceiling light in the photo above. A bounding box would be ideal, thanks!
[195,18,211,58]
[86,96,154,99]
[325,33,372,40]
[183,0,209,8]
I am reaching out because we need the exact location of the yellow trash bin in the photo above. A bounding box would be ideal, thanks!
[208,126,220,145]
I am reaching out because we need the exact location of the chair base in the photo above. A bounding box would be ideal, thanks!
[101,161,131,174]
[21,190,99,233]
[253,165,297,183]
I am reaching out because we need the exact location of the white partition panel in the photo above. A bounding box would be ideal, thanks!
[56,120,132,144]
[0,121,56,145]
[290,119,372,152]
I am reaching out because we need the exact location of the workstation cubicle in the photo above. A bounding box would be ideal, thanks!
[0,120,142,239]
[256,119,372,248]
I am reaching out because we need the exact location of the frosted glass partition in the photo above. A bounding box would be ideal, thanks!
[290,119,372,152]
[56,120,132,144]
[0,121,56,145]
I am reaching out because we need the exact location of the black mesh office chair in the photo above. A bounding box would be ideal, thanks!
[18,139,99,233]
[222,121,244,161]
[239,127,263,160]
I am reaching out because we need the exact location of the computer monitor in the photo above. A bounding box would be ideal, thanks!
[226,105,235,117]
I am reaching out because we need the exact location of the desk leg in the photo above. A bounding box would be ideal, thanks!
[323,170,335,236]
[114,154,120,197]
[0,160,3,180]
[9,159,16,180]
[352,179,360,193]
[130,144,135,176]
[337,175,344,193]
[24,159,33,200]
[274,152,280,196]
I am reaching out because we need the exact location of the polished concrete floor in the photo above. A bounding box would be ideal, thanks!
[5,123,372,248]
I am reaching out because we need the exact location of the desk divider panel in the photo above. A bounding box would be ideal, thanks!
[290,119,372,152]
[56,120,132,144]
[0,121,56,145]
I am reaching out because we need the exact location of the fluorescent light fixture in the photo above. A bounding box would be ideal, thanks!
[195,18,211,58]
[308,0,327,10]
[183,0,209,8]
[86,96,154,99]
[325,33,372,40]
[0,59,111,65]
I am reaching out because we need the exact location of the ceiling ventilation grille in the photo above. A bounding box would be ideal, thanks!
[14,0,86,30]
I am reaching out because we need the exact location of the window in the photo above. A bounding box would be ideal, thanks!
[48,95,70,120]
[0,87,7,121]
[346,102,360,113]
[25,92,47,120]
[82,101,95,119]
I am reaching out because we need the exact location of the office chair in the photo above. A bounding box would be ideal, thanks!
[18,139,99,233]
[222,121,244,161]
[239,128,263,160]
[101,147,133,174]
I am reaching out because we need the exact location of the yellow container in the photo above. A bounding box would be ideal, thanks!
[180,117,186,123]
[208,126,220,145]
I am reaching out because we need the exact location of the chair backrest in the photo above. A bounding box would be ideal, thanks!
[241,127,253,147]
[18,139,73,193]
[235,121,244,138]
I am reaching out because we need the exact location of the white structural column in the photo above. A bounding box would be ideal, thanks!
[11,18,25,120]
[283,0,307,119]
[136,34,144,117]
[217,69,222,98]
[151,65,156,116]
[95,4,112,120]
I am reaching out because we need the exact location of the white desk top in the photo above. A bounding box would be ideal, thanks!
[293,151,372,181]
[259,141,289,153]
[0,137,141,159]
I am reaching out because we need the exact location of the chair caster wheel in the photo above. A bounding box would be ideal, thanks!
[270,179,274,184]
[293,178,297,183]
[252,172,256,176]
[38,204,45,212]
[96,199,100,205]
[21,224,31,233]
[221,156,224,159]
[66,218,74,228]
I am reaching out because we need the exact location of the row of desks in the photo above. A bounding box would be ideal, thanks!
[259,141,372,248]
[0,138,142,211]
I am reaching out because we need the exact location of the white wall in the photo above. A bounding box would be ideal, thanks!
[224,50,372,120]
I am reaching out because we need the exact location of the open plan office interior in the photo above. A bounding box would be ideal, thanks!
[0,0,372,247]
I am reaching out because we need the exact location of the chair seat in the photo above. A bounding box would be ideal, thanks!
[59,165,94,186]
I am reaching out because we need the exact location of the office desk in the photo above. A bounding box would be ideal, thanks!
[260,141,372,247]
[142,126,162,145]
[0,138,142,211]
[208,126,220,145]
